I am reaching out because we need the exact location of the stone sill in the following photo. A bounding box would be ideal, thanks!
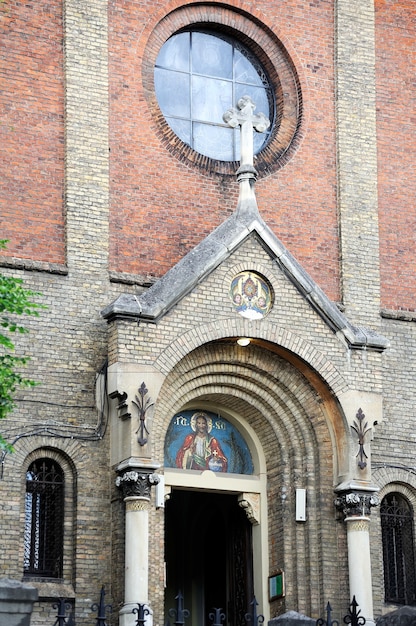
[381,309,416,323]
[21,578,75,601]
[0,256,68,275]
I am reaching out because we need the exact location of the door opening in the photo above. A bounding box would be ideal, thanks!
[165,489,254,626]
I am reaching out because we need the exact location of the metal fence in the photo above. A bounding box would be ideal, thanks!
[50,589,264,626]
[51,587,111,626]
[316,596,365,626]
[50,590,414,626]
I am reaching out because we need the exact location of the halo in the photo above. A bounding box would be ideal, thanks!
[190,412,213,433]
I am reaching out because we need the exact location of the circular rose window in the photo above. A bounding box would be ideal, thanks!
[154,30,274,162]
[143,5,302,176]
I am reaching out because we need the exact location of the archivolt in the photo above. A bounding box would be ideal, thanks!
[154,339,338,613]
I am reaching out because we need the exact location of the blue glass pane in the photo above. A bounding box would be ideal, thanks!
[192,32,233,79]
[193,123,234,161]
[234,48,264,86]
[165,117,192,146]
[156,32,190,72]
[192,75,232,123]
[155,68,190,118]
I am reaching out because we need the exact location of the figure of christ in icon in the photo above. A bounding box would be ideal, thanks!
[175,412,228,472]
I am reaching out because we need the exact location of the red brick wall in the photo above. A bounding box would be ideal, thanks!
[376,0,416,311]
[0,0,65,264]
[109,0,340,301]
[4,0,415,311]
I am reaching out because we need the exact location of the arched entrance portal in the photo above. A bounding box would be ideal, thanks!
[165,490,254,626]
[156,337,346,620]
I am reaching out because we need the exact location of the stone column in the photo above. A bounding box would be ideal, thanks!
[334,491,379,625]
[116,469,160,626]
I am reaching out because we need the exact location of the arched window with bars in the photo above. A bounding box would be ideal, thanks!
[381,492,416,605]
[24,458,65,579]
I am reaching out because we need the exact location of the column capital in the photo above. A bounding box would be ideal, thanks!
[334,490,379,519]
[116,469,160,500]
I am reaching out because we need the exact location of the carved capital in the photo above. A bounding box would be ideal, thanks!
[334,491,379,518]
[116,469,160,500]
[238,492,260,525]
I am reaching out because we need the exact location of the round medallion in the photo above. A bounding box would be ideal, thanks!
[230,271,273,320]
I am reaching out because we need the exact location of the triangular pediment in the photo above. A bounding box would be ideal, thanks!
[102,203,387,352]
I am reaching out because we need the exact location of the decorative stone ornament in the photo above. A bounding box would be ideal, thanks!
[351,408,372,470]
[334,491,380,518]
[133,382,153,446]
[223,95,270,169]
[116,470,160,500]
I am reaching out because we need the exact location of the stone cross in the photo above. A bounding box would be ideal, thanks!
[223,96,270,168]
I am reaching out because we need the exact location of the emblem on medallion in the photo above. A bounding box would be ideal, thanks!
[230,271,273,320]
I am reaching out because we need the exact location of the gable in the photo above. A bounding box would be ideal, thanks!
[102,205,388,353]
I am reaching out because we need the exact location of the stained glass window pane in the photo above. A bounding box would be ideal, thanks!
[165,117,192,146]
[156,32,190,72]
[155,68,190,118]
[234,49,264,86]
[24,459,64,579]
[192,32,233,79]
[193,123,235,161]
[192,75,232,123]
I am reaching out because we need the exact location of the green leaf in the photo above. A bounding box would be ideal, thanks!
[0,241,45,435]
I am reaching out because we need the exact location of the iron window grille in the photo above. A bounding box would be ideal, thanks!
[24,458,64,579]
[381,492,416,605]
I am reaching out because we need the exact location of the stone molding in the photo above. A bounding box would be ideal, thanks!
[346,519,370,532]
[0,256,68,275]
[125,498,150,512]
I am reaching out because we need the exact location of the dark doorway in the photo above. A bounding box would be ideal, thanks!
[165,490,254,626]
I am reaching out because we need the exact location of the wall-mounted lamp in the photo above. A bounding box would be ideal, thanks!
[237,337,251,347]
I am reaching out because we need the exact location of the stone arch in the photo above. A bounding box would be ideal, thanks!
[153,338,343,617]
[153,318,350,479]
[154,316,349,396]
[371,467,416,615]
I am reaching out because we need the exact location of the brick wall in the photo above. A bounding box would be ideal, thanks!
[0,1,415,622]
[108,0,340,301]
[0,0,65,264]
[2,0,415,311]
[375,0,416,311]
